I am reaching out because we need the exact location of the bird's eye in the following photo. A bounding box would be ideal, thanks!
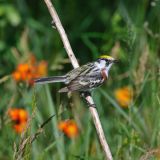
[105,60,110,65]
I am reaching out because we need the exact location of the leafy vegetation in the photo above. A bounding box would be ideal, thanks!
[0,0,160,159]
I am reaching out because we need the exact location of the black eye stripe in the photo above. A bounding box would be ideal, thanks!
[105,60,111,64]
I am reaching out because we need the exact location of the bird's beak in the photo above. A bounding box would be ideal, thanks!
[112,59,119,63]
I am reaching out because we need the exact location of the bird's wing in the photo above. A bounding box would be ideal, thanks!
[66,68,103,92]
[66,62,95,83]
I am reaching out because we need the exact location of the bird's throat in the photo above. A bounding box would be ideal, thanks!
[101,68,108,80]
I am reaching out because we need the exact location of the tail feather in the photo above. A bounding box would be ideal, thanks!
[34,76,66,84]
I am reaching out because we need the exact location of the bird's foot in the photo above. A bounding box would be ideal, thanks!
[80,91,96,108]
[51,20,56,29]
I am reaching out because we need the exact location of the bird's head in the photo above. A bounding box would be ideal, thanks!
[96,55,118,76]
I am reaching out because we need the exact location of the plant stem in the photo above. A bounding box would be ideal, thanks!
[43,0,113,159]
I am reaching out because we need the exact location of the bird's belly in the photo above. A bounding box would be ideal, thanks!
[88,78,104,89]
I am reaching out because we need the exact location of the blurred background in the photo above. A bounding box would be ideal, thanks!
[0,0,160,159]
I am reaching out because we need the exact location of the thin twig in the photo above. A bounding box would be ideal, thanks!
[43,0,113,159]
[14,113,56,160]
[0,75,10,84]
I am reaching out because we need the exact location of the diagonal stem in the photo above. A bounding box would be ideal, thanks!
[43,0,113,159]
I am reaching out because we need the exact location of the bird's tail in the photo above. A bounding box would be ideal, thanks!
[34,76,66,84]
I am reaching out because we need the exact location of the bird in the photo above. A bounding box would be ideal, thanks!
[34,55,118,93]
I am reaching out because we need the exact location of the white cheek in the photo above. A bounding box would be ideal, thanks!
[95,60,106,69]
[105,64,112,76]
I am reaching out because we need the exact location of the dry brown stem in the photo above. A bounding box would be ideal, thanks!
[43,0,113,159]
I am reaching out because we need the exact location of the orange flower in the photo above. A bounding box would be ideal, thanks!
[36,61,47,78]
[17,63,30,73]
[8,108,28,133]
[58,120,79,138]
[14,122,27,133]
[12,71,21,81]
[12,54,48,85]
[114,86,133,108]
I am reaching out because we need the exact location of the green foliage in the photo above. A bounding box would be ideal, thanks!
[0,0,160,159]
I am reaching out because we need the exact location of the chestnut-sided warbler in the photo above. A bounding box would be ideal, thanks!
[35,55,118,92]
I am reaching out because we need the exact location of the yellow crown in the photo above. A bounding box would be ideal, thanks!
[99,55,113,59]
